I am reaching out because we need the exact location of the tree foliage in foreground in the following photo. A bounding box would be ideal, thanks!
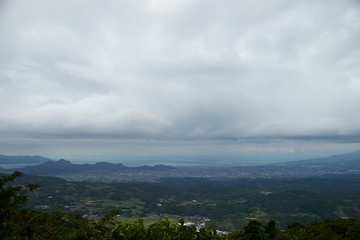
[1,172,360,239]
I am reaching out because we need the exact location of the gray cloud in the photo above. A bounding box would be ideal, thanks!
[0,0,360,162]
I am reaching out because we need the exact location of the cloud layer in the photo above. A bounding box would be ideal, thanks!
[1,0,360,161]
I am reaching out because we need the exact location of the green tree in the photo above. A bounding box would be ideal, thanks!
[0,171,39,218]
[0,171,39,238]
[264,220,279,239]
[112,219,146,240]
[145,217,175,239]
[243,220,266,240]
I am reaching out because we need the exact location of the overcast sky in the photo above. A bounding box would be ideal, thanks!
[0,0,360,165]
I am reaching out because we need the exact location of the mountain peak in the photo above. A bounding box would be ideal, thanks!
[56,159,72,164]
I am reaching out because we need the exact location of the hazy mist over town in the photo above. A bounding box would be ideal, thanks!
[0,0,360,165]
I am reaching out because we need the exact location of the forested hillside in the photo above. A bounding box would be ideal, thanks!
[2,172,360,239]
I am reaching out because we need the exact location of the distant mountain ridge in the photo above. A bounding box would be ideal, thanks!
[2,159,177,175]
[0,155,51,164]
[271,150,360,173]
[276,150,360,166]
[1,149,360,177]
